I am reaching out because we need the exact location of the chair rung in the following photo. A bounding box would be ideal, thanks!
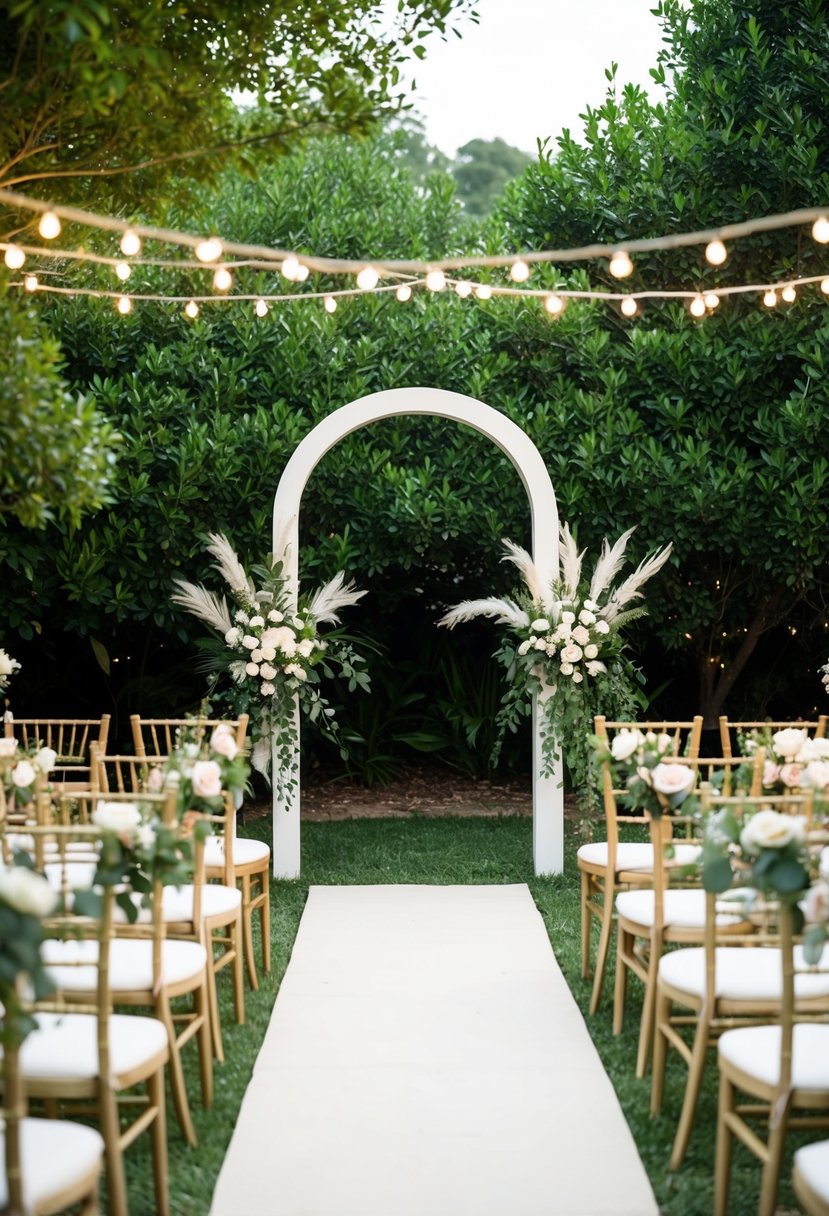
[119,1105,159,1150]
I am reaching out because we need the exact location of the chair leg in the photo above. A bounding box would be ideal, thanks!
[759,1104,791,1216]
[148,1066,170,1216]
[196,975,214,1109]
[589,879,615,1015]
[714,1072,735,1216]
[669,1016,709,1171]
[635,942,661,1079]
[205,938,225,1062]
[580,869,592,979]
[232,911,245,1026]
[99,1088,129,1216]
[650,987,670,1115]
[260,873,271,975]
[158,993,198,1147]
[612,925,630,1036]
[242,873,258,990]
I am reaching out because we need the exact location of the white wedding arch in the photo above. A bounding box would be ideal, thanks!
[271,387,562,878]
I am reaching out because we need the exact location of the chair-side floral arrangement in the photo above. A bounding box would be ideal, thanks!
[0,647,20,700]
[735,728,829,802]
[594,728,697,819]
[171,533,369,787]
[0,738,58,808]
[440,524,672,797]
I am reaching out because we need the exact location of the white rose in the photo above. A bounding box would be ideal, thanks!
[210,726,238,759]
[572,670,583,684]
[594,619,611,635]
[534,637,547,651]
[224,627,241,647]
[260,663,277,681]
[136,823,157,851]
[0,866,56,917]
[250,649,264,663]
[31,747,57,774]
[740,810,807,854]
[772,727,808,760]
[0,737,18,757]
[651,763,696,797]
[583,599,599,612]
[11,760,36,788]
[804,880,829,925]
[560,611,576,625]
[249,615,265,628]
[799,738,829,762]
[291,615,305,630]
[241,634,258,650]
[611,730,644,761]
[806,760,829,792]
[260,682,275,696]
[584,644,599,659]
[285,663,307,681]
[531,618,549,632]
[779,763,805,788]
[260,646,276,662]
[555,623,572,642]
[92,800,142,837]
[586,660,607,677]
[191,760,222,798]
[0,650,16,676]
[517,640,532,655]
[267,610,283,622]
[183,743,199,759]
[234,610,249,624]
[578,609,596,626]
[297,639,315,659]
[560,643,583,664]
[560,661,574,676]
[245,662,260,677]
[164,769,182,788]
[571,624,591,646]
[270,626,297,655]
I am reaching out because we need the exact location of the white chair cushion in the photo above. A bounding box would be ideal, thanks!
[41,937,207,992]
[718,1023,829,1089]
[0,1118,103,1209]
[795,1139,829,1202]
[616,888,742,930]
[112,883,242,925]
[658,943,829,1002]
[19,1011,168,1081]
[577,841,701,872]
[45,860,99,891]
[204,836,270,868]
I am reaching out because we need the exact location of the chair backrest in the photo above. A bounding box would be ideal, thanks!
[719,715,829,759]
[89,746,157,796]
[595,716,704,823]
[2,715,111,784]
[130,714,249,760]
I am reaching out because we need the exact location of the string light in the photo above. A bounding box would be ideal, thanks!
[763,289,778,308]
[24,273,38,291]
[254,298,269,317]
[475,284,492,300]
[38,211,61,239]
[323,295,337,313]
[544,294,564,316]
[704,292,720,309]
[620,295,638,316]
[3,245,25,269]
[395,284,412,302]
[294,264,309,282]
[821,278,829,295]
[184,299,199,318]
[781,284,797,303]
[812,216,829,244]
[705,239,728,265]
[510,259,530,283]
[455,281,473,298]
[195,237,222,263]
[425,269,446,292]
[689,294,706,317]
[356,266,379,291]
[116,295,132,314]
[213,266,233,291]
[114,261,131,282]
[120,229,141,256]
[609,251,634,279]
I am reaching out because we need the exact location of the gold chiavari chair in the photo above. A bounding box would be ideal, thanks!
[2,716,110,793]
[579,716,704,1015]
[718,714,829,759]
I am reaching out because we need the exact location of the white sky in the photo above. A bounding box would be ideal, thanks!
[408,0,667,156]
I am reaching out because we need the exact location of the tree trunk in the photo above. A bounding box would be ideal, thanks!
[697,589,785,728]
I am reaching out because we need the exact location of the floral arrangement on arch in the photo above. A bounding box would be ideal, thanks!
[595,728,697,819]
[440,524,672,797]
[172,534,369,787]
[0,647,20,699]
[735,727,829,801]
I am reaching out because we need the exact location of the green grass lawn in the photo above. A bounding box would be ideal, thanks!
[120,813,807,1215]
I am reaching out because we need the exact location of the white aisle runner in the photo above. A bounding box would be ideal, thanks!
[210,885,657,1216]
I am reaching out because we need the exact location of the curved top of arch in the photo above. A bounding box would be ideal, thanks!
[272,386,558,596]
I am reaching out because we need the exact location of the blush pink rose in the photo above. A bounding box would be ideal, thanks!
[191,760,222,798]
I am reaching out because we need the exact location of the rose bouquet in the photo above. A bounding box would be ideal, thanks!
[440,524,672,797]
[735,727,829,801]
[700,802,811,900]
[0,739,58,810]
[171,533,369,787]
[597,728,697,818]
[0,647,20,698]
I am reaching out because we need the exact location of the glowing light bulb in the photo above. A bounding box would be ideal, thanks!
[195,237,222,263]
[704,292,720,309]
[544,294,564,316]
[821,277,829,295]
[689,294,706,317]
[116,295,132,315]
[812,216,829,244]
[323,295,337,313]
[120,229,141,256]
[781,284,797,303]
[254,298,269,317]
[24,273,38,292]
[609,250,633,279]
[510,259,530,283]
[294,264,310,282]
[475,283,492,300]
[620,295,638,317]
[281,254,300,281]
[763,289,778,308]
[114,261,131,281]
[38,211,61,239]
[213,266,232,291]
[455,280,473,298]
[425,269,446,292]
[356,266,379,291]
[705,239,727,265]
[396,284,412,302]
[184,300,199,318]
[4,245,25,269]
